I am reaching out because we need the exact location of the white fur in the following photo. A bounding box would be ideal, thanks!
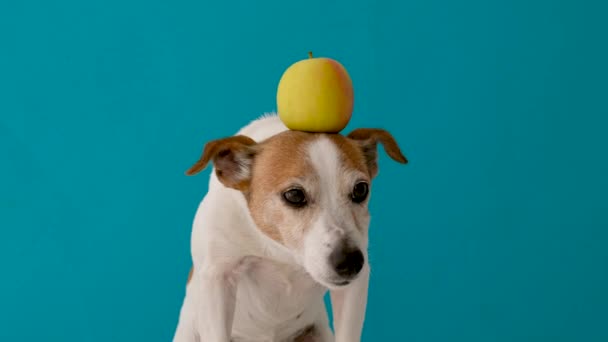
[173,114,370,342]
[302,138,370,289]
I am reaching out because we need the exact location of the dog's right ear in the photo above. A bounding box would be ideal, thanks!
[185,135,258,191]
[347,128,408,178]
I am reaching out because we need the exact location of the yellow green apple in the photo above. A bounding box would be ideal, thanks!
[276,52,354,133]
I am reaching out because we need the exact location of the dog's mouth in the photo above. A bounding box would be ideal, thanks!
[321,274,360,288]
[306,271,355,289]
[331,280,351,286]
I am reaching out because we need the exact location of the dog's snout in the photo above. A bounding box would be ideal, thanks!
[330,243,364,278]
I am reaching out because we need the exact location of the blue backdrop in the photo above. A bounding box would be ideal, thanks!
[1,0,607,341]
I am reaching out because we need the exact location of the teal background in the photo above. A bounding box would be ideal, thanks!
[1,0,607,341]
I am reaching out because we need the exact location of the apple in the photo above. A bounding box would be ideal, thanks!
[276,52,354,133]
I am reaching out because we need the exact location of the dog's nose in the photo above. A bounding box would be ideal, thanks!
[330,243,364,278]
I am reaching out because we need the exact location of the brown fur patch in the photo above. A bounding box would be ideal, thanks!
[247,131,318,243]
[292,325,318,342]
[346,128,408,177]
[187,266,193,284]
[186,135,257,191]
[326,134,371,178]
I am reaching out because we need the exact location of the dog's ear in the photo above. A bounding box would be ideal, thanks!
[346,128,407,178]
[186,135,258,191]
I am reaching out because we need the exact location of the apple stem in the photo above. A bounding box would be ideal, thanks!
[308,51,313,59]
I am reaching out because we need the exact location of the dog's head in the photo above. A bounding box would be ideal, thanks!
[186,128,407,288]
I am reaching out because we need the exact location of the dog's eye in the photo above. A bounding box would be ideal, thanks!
[283,188,307,208]
[351,182,369,203]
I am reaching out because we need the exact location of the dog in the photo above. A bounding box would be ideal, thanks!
[173,114,407,342]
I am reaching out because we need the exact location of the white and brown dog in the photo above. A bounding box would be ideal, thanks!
[173,114,407,342]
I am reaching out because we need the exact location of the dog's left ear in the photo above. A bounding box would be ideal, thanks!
[185,135,258,191]
[347,128,408,178]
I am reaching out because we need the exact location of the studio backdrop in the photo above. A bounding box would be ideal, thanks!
[1,0,607,341]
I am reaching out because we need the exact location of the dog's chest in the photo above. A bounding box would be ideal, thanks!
[231,258,327,341]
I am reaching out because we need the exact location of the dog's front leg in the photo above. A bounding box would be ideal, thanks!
[329,264,370,342]
[195,265,238,342]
